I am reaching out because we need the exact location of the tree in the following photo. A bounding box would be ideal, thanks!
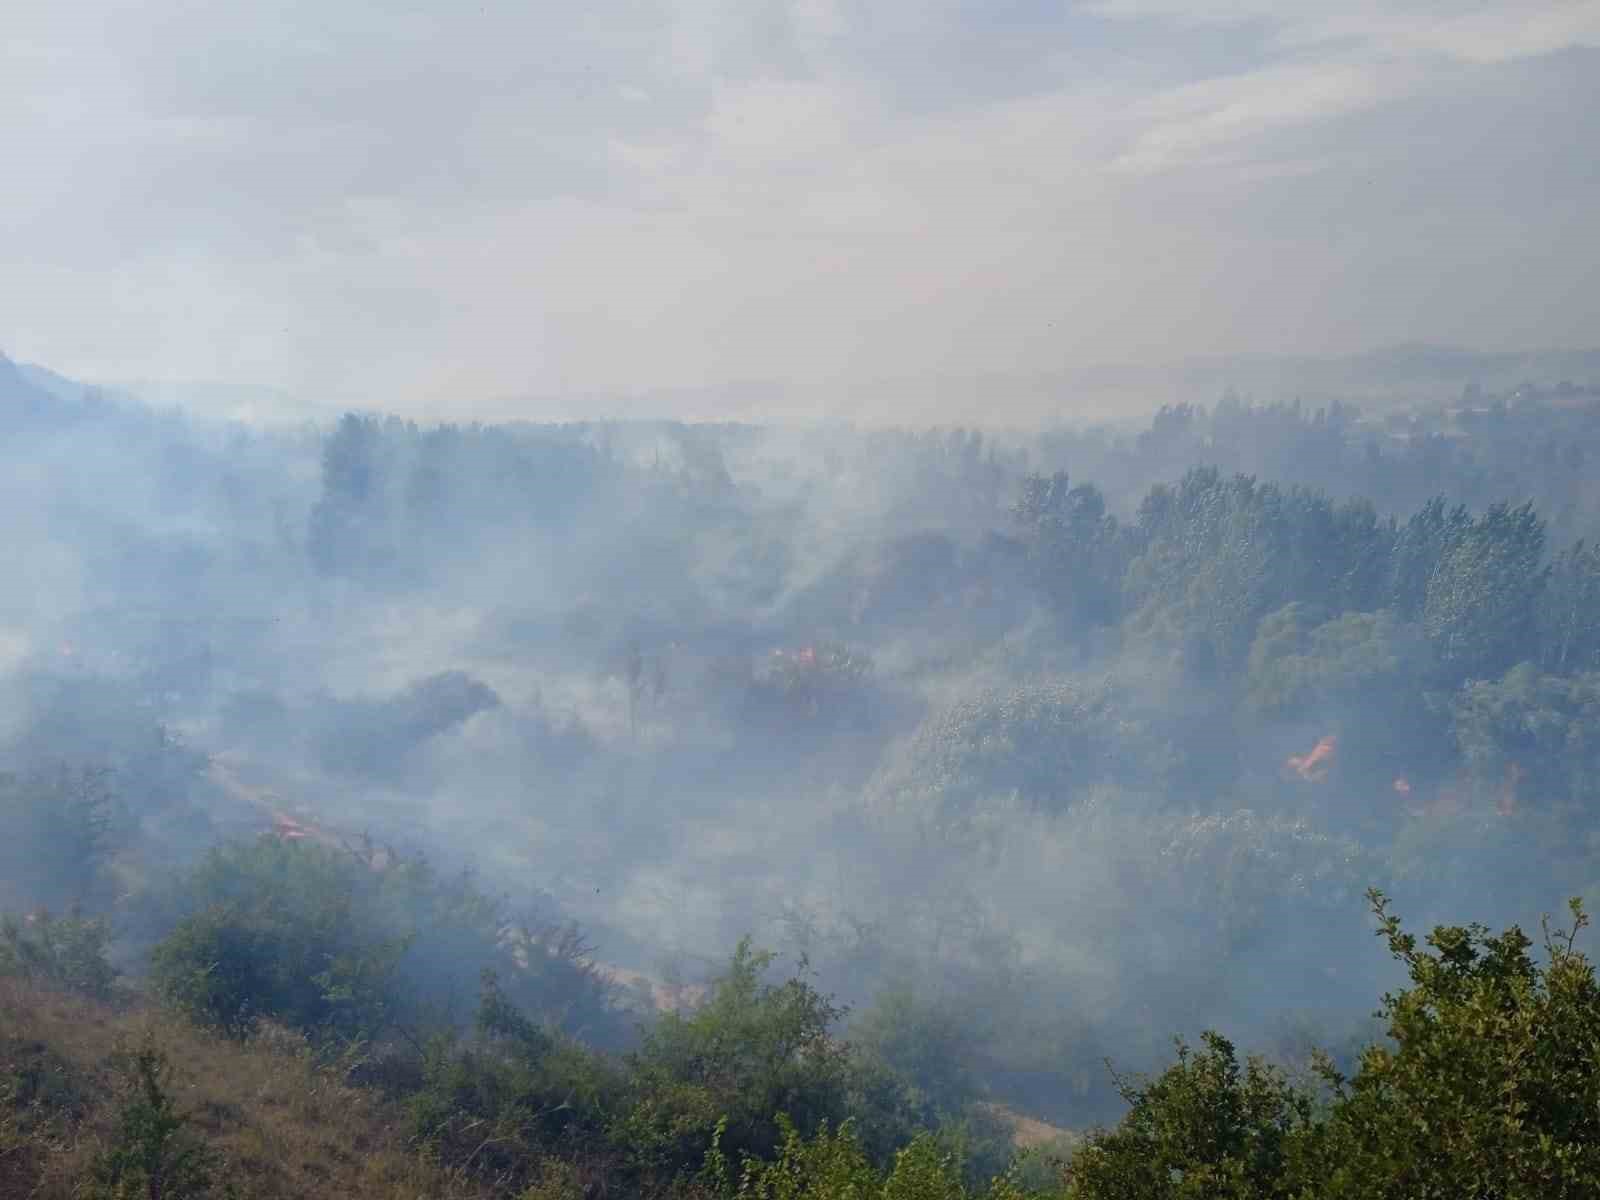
[1386,496,1471,621]
[1012,472,1128,633]
[1449,664,1600,816]
[1423,501,1548,682]
[1311,891,1600,1197]
[1066,1031,1316,1199]
[617,940,856,1170]
[1539,539,1600,674]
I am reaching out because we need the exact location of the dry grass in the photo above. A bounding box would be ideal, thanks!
[982,1103,1080,1152]
[0,976,507,1199]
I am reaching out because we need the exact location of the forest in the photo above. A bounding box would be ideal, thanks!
[5,352,1600,1197]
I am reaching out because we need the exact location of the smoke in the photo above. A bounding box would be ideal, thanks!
[4,355,1600,1126]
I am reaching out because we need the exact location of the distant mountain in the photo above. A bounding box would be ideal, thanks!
[8,343,1598,430]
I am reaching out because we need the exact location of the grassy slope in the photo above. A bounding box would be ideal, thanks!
[0,977,496,1200]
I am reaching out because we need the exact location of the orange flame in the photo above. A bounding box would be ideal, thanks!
[1392,776,1412,796]
[1286,735,1337,782]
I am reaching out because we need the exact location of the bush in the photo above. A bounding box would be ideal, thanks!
[87,1037,220,1200]
[1308,890,1600,1197]
[1070,890,1600,1198]
[148,837,620,1045]
[405,970,625,1191]
[616,940,855,1172]
[149,839,412,1039]
[1066,1032,1315,1199]
[0,908,120,1000]
[0,766,119,910]
[703,1115,1038,1200]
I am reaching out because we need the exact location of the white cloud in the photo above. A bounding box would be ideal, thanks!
[2,0,1597,420]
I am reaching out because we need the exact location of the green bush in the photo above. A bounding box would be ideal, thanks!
[406,970,625,1190]
[1307,890,1600,1198]
[0,907,120,1000]
[616,940,856,1172]
[148,837,620,1045]
[87,1037,221,1200]
[703,1115,1041,1200]
[149,839,412,1039]
[1065,1032,1315,1199]
[1069,889,1600,1198]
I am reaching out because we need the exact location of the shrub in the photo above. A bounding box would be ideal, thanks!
[148,837,620,1045]
[0,765,118,910]
[148,839,411,1039]
[1071,890,1600,1198]
[0,907,120,1000]
[1308,890,1600,1197]
[617,940,856,1173]
[406,970,625,1191]
[703,1115,1039,1200]
[1065,1031,1316,1199]
[87,1036,220,1200]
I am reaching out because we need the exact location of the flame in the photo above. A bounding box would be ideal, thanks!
[1286,735,1337,782]
[1392,776,1412,796]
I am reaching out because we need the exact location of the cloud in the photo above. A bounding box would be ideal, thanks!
[2,1,1597,420]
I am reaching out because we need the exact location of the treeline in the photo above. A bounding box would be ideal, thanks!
[1013,465,1597,683]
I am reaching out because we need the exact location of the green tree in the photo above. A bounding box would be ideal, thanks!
[89,1038,218,1200]
[1311,891,1600,1198]
[1539,539,1600,674]
[1423,501,1548,682]
[1066,1031,1316,1199]
[1012,472,1128,632]
[1449,664,1600,816]
[1386,497,1471,620]
[618,940,856,1172]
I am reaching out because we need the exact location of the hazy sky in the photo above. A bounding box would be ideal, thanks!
[5,1,1598,420]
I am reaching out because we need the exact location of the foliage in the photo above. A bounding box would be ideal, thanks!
[1012,472,1128,632]
[405,970,625,1191]
[87,1037,220,1200]
[704,1114,1039,1200]
[618,940,856,1170]
[848,987,980,1118]
[148,837,620,1045]
[0,908,120,1000]
[1307,890,1600,1197]
[873,682,1170,835]
[1422,500,1548,683]
[1066,1032,1316,1199]
[1072,891,1600,1198]
[1245,606,1425,719]
[0,765,119,911]
[1449,663,1600,816]
[149,839,414,1039]
[1124,469,1392,669]
[1539,539,1600,674]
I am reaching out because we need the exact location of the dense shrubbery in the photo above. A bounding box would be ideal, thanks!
[16,850,1600,1198]
[1067,890,1600,1198]
[0,909,120,1001]
[148,837,623,1045]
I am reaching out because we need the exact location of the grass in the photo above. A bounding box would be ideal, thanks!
[0,975,503,1199]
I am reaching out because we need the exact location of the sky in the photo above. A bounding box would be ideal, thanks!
[4,0,1599,422]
